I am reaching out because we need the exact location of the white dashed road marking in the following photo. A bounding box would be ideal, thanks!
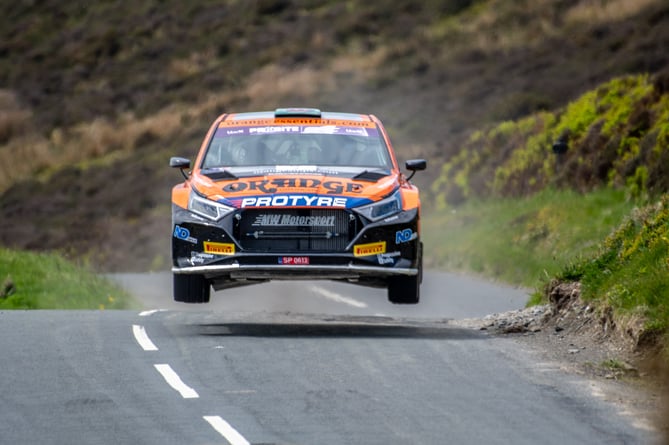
[133,321,250,443]
[310,285,368,308]
[204,416,251,445]
[139,309,167,317]
[132,324,159,351]
[154,364,199,399]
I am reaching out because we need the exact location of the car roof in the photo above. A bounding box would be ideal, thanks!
[223,109,373,123]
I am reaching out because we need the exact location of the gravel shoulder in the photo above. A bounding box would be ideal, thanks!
[453,282,669,442]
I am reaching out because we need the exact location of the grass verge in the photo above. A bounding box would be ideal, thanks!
[422,187,638,295]
[556,194,669,333]
[0,248,137,310]
[423,187,669,340]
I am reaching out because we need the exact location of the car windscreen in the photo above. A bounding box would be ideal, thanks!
[201,124,392,169]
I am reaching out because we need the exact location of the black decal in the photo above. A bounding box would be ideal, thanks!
[346,183,363,193]
[271,178,297,188]
[323,181,344,194]
[249,180,277,193]
[298,178,321,188]
[222,182,248,192]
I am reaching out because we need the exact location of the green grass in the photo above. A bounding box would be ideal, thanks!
[557,195,669,331]
[422,187,638,292]
[0,248,137,310]
[423,188,669,333]
[431,74,669,207]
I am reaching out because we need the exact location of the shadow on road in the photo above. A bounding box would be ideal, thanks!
[195,319,485,340]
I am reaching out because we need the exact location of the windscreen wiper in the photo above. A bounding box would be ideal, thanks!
[201,168,238,181]
[351,169,389,182]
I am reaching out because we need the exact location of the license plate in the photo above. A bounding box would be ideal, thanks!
[278,256,310,265]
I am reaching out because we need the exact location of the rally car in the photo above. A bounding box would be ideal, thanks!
[170,108,426,304]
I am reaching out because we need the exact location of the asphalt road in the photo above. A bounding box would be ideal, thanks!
[0,272,659,444]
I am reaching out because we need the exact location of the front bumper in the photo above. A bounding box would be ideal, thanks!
[172,205,421,289]
[174,263,417,277]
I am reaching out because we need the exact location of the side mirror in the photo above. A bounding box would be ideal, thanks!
[170,157,191,169]
[170,157,191,180]
[405,159,427,181]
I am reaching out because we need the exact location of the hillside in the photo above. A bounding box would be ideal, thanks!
[432,73,669,206]
[1,0,669,271]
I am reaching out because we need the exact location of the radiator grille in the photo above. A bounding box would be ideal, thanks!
[236,209,352,252]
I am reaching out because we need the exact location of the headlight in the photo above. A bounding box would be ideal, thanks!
[354,189,402,221]
[188,190,234,221]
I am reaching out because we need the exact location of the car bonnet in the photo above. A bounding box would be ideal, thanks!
[190,169,401,209]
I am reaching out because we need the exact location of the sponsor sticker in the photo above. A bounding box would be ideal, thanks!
[215,124,378,136]
[395,228,414,244]
[353,241,386,257]
[301,125,338,134]
[344,127,369,136]
[174,225,197,244]
[278,256,310,265]
[377,255,394,265]
[240,195,347,208]
[252,214,336,227]
[249,126,300,134]
[203,241,235,255]
[250,167,342,176]
[190,252,215,265]
[221,178,362,195]
[377,251,401,265]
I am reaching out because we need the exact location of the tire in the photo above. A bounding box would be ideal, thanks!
[418,241,424,284]
[387,274,420,304]
[388,241,423,304]
[173,274,211,303]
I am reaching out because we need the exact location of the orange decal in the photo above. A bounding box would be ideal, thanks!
[353,241,386,257]
[218,119,376,127]
[203,241,235,255]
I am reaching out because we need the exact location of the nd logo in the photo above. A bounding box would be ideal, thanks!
[395,228,413,244]
[174,225,191,240]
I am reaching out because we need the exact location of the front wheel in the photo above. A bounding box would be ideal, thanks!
[387,274,420,304]
[173,274,211,303]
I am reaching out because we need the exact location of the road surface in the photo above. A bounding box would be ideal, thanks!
[0,271,658,444]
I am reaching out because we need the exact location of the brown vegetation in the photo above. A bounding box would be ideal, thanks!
[0,0,669,271]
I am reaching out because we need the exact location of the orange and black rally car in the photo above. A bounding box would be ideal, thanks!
[170,108,426,304]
